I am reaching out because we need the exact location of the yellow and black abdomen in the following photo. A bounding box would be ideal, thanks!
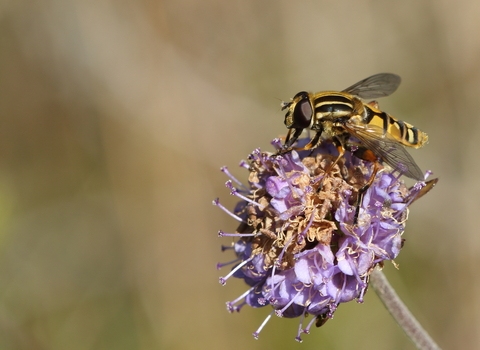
[364,106,428,148]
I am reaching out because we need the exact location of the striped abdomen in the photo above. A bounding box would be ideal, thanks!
[364,106,428,148]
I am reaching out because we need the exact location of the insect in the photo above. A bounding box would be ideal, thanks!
[279,73,428,223]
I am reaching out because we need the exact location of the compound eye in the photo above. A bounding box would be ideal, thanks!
[293,95,312,128]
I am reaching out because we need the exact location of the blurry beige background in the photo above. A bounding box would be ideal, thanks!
[0,0,478,349]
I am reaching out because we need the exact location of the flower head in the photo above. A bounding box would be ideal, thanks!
[215,138,435,341]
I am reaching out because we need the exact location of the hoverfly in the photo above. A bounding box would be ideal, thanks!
[280,73,428,223]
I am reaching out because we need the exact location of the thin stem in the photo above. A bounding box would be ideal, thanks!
[370,269,441,350]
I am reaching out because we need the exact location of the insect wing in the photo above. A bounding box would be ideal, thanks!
[342,73,401,99]
[344,123,424,180]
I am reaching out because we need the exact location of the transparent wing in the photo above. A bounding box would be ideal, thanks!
[342,73,401,99]
[344,122,424,180]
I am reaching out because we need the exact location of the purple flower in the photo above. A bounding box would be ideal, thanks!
[214,138,435,341]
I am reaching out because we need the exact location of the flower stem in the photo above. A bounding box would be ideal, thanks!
[370,269,442,350]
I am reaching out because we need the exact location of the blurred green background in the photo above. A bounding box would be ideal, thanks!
[0,0,477,349]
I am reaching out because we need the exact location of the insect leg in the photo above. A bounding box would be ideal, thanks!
[349,146,380,224]
[323,135,349,174]
[292,129,322,152]
[353,161,380,224]
[282,128,304,151]
[280,129,322,154]
[330,144,346,170]
[284,128,295,146]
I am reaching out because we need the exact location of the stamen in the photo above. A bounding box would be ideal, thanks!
[225,180,265,209]
[218,230,255,238]
[226,300,246,313]
[238,160,249,169]
[220,245,234,252]
[394,181,426,219]
[266,270,286,306]
[219,256,254,286]
[252,310,275,340]
[295,309,307,343]
[327,303,337,318]
[357,275,368,303]
[395,162,408,178]
[271,138,283,151]
[344,255,366,286]
[276,289,303,317]
[221,166,249,191]
[212,198,245,222]
[391,170,403,183]
[424,170,433,180]
[226,286,257,312]
[267,264,279,304]
[413,181,426,191]
[216,257,241,270]
[275,156,301,198]
[304,314,318,334]
[252,148,269,169]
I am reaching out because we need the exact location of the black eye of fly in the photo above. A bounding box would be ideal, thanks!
[293,92,312,128]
